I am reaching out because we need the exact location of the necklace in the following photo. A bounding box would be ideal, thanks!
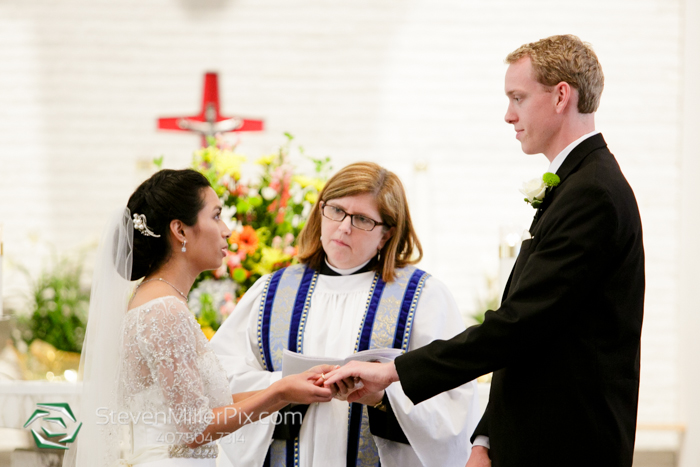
[138,277,189,301]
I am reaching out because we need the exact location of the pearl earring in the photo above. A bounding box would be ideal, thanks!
[181,240,187,253]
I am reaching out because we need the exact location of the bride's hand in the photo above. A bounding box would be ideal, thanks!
[306,364,362,400]
[275,365,336,404]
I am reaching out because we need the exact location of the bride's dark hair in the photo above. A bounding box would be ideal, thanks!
[126,169,211,280]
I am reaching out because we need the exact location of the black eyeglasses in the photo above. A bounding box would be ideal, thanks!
[320,202,385,232]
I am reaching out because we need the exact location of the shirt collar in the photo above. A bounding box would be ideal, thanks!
[323,257,373,276]
[548,130,600,174]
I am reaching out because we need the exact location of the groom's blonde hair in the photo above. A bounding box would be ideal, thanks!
[506,34,604,114]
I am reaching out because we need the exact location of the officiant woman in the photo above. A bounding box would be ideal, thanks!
[211,162,479,467]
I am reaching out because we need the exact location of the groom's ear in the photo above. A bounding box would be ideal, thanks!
[554,81,574,114]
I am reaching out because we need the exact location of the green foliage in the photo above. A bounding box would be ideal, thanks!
[196,293,220,331]
[472,273,500,325]
[232,268,247,283]
[16,254,90,353]
[308,155,333,179]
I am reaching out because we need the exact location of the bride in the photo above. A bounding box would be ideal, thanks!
[64,169,338,467]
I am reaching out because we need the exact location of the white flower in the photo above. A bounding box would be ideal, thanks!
[292,188,303,205]
[188,278,237,316]
[221,205,237,230]
[519,177,547,203]
[301,201,311,218]
[261,187,278,200]
[42,287,56,300]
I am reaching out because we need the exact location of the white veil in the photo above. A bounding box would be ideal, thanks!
[63,208,135,467]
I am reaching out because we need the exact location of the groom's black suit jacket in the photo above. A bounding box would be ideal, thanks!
[395,134,644,467]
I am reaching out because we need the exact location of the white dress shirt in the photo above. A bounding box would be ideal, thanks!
[547,130,600,174]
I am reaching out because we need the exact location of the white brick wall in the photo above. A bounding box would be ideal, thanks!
[0,0,682,433]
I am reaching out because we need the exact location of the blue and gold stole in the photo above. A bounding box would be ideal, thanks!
[256,264,429,467]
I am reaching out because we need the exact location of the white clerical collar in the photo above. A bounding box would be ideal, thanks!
[548,130,600,174]
[324,258,372,276]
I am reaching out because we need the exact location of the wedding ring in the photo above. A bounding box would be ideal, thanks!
[321,373,326,381]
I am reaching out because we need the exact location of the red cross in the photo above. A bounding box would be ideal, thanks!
[157,72,264,147]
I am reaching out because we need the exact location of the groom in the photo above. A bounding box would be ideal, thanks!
[325,35,644,467]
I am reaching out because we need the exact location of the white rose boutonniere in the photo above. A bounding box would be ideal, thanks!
[519,172,561,209]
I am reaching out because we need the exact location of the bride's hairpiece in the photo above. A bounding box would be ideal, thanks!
[132,213,161,238]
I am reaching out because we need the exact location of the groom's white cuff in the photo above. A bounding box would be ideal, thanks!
[473,435,490,449]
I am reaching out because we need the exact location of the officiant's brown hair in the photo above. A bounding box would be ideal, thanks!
[297,162,422,282]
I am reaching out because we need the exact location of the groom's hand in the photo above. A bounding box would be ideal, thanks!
[322,361,399,403]
[466,446,491,467]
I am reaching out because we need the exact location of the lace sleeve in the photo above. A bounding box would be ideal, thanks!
[137,297,213,440]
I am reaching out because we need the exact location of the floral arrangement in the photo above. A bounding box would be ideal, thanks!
[188,134,330,338]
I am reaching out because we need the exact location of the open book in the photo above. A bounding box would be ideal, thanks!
[281,348,403,377]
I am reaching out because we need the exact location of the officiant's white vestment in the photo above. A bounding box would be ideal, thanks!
[211,264,479,467]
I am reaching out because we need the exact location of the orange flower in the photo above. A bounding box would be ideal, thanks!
[267,180,291,213]
[229,226,259,257]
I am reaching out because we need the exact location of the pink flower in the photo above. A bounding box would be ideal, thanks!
[272,236,282,249]
[213,259,228,279]
[284,233,295,247]
[220,293,236,317]
[226,251,241,268]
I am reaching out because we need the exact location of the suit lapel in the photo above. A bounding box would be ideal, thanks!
[530,133,608,227]
[504,133,609,299]
[555,133,607,184]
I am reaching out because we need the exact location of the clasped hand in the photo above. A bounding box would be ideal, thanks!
[280,362,392,407]
[321,360,399,404]
[293,363,386,406]
[308,364,376,403]
[318,360,398,405]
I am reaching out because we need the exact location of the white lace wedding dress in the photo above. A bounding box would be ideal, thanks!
[118,296,233,466]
